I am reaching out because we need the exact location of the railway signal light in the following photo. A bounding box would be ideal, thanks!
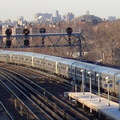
[68,37,71,45]
[24,39,29,47]
[66,27,73,45]
[5,29,12,37]
[42,37,45,47]
[6,40,11,48]
[23,28,30,36]
[39,28,46,33]
[66,27,73,35]
[39,28,46,47]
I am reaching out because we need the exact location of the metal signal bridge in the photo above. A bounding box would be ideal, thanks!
[0,27,84,60]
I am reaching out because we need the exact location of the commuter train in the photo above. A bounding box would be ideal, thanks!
[0,50,120,96]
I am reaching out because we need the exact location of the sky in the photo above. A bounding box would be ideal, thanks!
[0,0,120,21]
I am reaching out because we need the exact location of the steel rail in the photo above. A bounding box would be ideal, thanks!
[0,71,61,120]
[5,68,89,120]
[0,101,14,120]
[0,74,41,120]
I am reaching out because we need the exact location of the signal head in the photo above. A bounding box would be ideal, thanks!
[6,40,11,48]
[5,29,12,37]
[39,28,46,33]
[24,39,29,47]
[66,27,73,35]
[23,28,30,36]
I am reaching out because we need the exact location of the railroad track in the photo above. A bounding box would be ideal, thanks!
[2,64,118,103]
[0,65,91,120]
[0,101,14,120]
[0,73,45,120]
[1,64,117,120]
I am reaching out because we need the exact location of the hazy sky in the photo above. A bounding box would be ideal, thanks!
[0,0,120,21]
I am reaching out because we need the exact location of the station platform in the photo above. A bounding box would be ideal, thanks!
[67,92,120,120]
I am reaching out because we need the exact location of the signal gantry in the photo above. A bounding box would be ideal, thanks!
[0,27,83,60]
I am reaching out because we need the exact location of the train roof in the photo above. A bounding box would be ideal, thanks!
[33,53,50,59]
[72,61,120,77]
[90,65,120,78]
[59,58,79,65]
[1,50,120,78]
[44,55,64,62]
[72,61,99,70]
[114,73,120,82]
[8,51,37,57]
[97,66,120,75]
[0,50,15,54]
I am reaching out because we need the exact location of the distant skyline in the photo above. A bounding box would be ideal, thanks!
[0,0,120,21]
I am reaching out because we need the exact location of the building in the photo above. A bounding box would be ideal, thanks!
[50,10,62,23]
[108,16,116,21]
[17,16,24,21]
[63,13,75,22]
[16,16,27,26]
[73,11,102,23]
[34,13,52,23]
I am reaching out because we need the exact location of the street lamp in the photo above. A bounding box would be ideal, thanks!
[116,80,120,111]
[106,76,111,106]
[96,73,101,102]
[88,71,92,98]
[81,69,85,95]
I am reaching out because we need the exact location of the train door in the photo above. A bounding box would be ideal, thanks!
[55,61,58,74]
[71,62,78,84]
[43,56,48,71]
[112,72,120,96]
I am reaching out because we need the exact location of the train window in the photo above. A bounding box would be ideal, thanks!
[110,80,112,83]
[116,82,119,85]
[48,63,52,66]
[103,78,106,81]
[61,67,66,70]
[86,74,89,77]
[86,74,94,79]
[91,74,94,79]
[35,60,39,63]
[100,76,102,81]
[68,68,71,71]
[3,56,7,58]
[13,56,18,59]
[72,69,75,73]
[25,58,29,61]
[77,71,80,74]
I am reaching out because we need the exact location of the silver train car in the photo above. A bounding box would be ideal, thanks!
[0,50,120,96]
